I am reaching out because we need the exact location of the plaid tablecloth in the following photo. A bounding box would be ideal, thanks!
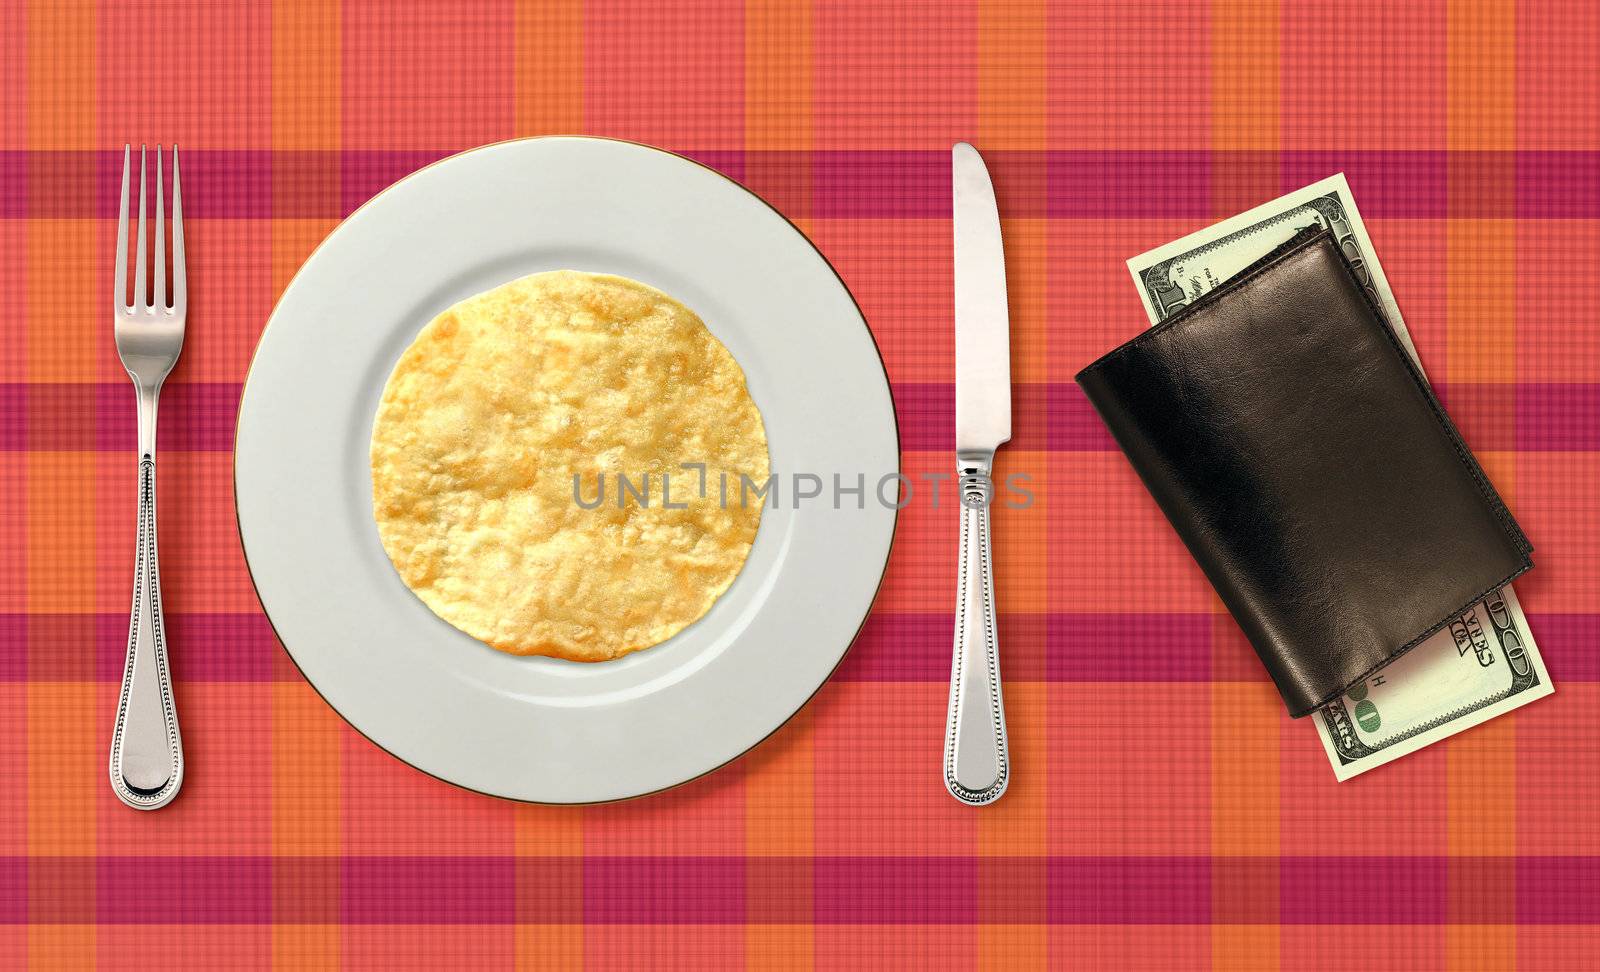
[4,1,1598,968]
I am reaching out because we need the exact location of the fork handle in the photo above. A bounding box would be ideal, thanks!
[943,454,1009,805]
[110,385,183,809]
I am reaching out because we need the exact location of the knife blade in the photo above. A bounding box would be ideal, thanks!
[953,141,1012,455]
[944,142,1011,805]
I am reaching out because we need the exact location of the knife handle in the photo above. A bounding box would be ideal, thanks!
[943,454,1009,805]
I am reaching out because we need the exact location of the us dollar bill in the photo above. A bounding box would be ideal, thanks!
[1314,587,1549,780]
[1126,173,1552,780]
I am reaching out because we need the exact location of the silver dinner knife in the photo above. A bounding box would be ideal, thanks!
[944,141,1011,805]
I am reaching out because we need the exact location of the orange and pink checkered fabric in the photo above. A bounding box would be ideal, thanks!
[3,1,1598,968]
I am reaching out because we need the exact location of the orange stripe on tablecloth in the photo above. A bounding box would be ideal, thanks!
[981,685,1046,967]
[511,800,583,967]
[273,924,339,971]
[271,676,343,928]
[1210,678,1280,967]
[1006,218,1049,387]
[1210,0,1280,216]
[747,924,812,971]
[270,216,341,308]
[26,453,98,615]
[983,453,1047,905]
[738,37,816,921]
[744,0,811,223]
[1448,926,1517,972]
[745,0,811,152]
[26,0,95,150]
[514,0,583,135]
[26,7,100,938]
[1446,220,1517,386]
[28,220,105,383]
[1212,0,1278,149]
[1446,0,1516,385]
[981,923,1047,971]
[981,680,1045,856]
[978,0,1046,150]
[272,0,340,152]
[1446,678,1518,968]
[514,923,583,970]
[26,682,98,868]
[1449,0,1515,153]
[1214,925,1279,972]
[1210,677,1280,860]
[744,709,814,964]
[26,924,96,970]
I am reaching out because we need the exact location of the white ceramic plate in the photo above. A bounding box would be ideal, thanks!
[236,138,898,803]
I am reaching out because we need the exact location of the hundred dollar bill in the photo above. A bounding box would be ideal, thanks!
[1314,587,1550,779]
[1126,173,1553,780]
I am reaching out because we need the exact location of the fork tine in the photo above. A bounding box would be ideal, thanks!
[134,145,148,309]
[170,145,185,316]
[114,145,130,311]
[154,147,166,310]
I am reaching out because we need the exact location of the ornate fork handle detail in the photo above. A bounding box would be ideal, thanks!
[109,388,184,809]
[943,455,1009,805]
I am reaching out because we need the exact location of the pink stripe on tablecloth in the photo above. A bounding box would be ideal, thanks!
[1525,614,1600,681]
[893,381,1055,452]
[9,378,1574,457]
[842,612,1215,682]
[1045,856,1211,925]
[583,857,745,924]
[6,149,1598,221]
[1515,151,1600,218]
[7,613,282,682]
[93,856,271,924]
[812,856,980,923]
[4,611,1589,682]
[341,857,516,924]
[1277,857,1446,924]
[12,855,1597,924]
[3,382,240,453]
[1518,857,1600,923]
[1515,383,1600,451]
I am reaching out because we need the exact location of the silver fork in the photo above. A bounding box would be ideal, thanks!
[110,144,186,809]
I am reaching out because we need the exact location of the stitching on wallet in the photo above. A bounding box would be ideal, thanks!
[1324,239,1534,559]
[1300,560,1532,717]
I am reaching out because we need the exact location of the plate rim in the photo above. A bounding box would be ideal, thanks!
[232,135,902,804]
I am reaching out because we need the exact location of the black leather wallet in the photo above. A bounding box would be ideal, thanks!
[1077,227,1533,717]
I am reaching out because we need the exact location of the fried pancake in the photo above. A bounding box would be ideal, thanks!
[371,270,769,661]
